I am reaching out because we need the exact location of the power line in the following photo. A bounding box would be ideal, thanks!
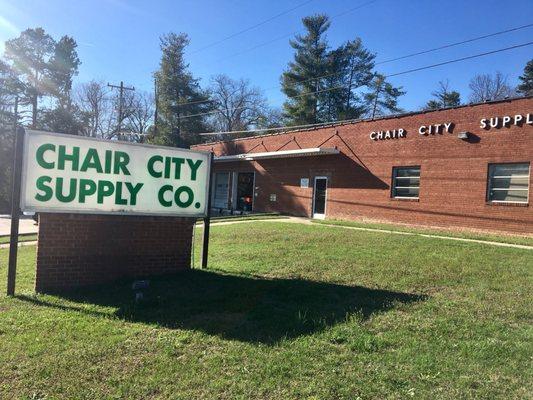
[213,0,379,64]
[188,0,315,55]
[166,22,533,109]
[177,41,533,121]
[376,22,533,65]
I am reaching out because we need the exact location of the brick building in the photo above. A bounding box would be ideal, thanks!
[192,97,533,233]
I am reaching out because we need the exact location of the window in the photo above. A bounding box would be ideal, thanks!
[392,166,420,199]
[487,163,530,203]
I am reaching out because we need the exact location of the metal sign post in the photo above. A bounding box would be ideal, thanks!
[7,126,25,296]
[201,152,214,269]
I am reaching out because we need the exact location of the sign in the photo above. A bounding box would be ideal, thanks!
[21,131,211,217]
[300,178,309,188]
[370,113,532,141]
[369,129,406,141]
[480,113,532,129]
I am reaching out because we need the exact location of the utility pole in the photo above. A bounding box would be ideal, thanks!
[7,95,22,296]
[107,81,134,140]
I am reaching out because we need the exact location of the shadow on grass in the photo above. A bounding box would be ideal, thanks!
[17,270,426,344]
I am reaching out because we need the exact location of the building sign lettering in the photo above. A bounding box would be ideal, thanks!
[480,113,532,129]
[418,122,454,135]
[369,129,406,140]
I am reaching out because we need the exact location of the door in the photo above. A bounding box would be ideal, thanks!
[235,172,255,212]
[312,177,328,219]
[212,172,230,209]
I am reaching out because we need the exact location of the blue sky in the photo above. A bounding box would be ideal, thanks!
[1,0,532,111]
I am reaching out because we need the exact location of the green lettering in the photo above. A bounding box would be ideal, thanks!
[164,156,171,179]
[158,185,173,207]
[186,159,203,181]
[35,176,53,202]
[174,186,194,208]
[125,182,143,206]
[115,182,128,205]
[104,150,112,174]
[114,151,130,175]
[56,177,77,203]
[148,155,163,178]
[172,157,185,179]
[58,145,79,171]
[36,144,55,169]
[97,180,115,204]
[80,148,103,173]
[79,179,97,203]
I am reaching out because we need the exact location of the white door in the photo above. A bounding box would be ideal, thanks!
[312,177,328,219]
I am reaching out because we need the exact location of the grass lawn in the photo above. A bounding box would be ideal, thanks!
[312,219,533,247]
[1,221,532,399]
[0,233,38,245]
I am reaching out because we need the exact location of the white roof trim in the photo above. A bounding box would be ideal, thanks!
[214,147,339,162]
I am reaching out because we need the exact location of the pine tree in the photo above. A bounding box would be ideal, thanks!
[365,74,405,118]
[325,38,375,121]
[153,33,211,147]
[47,35,81,109]
[424,80,461,110]
[282,15,395,125]
[4,28,55,128]
[281,15,331,125]
[517,59,533,96]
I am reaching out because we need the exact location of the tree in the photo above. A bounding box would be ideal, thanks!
[281,14,331,125]
[41,36,82,136]
[324,38,375,121]
[517,59,533,96]
[124,91,154,141]
[4,28,55,128]
[281,15,395,125]
[47,35,81,109]
[365,73,405,118]
[75,80,112,137]
[40,106,85,135]
[208,74,268,134]
[424,80,461,110]
[153,33,211,147]
[468,72,513,103]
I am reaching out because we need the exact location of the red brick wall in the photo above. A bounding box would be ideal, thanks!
[35,213,195,292]
[194,98,533,233]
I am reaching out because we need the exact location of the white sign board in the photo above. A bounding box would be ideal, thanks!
[21,131,211,217]
[300,178,309,188]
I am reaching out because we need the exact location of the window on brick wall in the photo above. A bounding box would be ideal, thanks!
[392,166,421,199]
[487,162,530,204]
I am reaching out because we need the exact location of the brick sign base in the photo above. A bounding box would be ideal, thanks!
[35,213,196,292]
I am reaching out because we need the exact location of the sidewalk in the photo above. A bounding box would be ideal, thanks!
[0,215,39,236]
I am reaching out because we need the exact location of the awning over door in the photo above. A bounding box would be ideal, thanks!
[214,147,339,162]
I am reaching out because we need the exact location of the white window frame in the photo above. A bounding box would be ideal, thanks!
[392,166,421,199]
[487,162,530,204]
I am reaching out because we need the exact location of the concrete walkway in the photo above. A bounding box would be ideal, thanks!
[0,215,38,236]
[1,216,531,251]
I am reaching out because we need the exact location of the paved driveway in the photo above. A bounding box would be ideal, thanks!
[0,215,38,236]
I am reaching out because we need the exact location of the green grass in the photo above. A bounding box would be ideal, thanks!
[313,218,533,247]
[1,222,532,399]
[0,233,38,245]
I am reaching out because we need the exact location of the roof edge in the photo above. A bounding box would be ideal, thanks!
[193,95,533,147]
